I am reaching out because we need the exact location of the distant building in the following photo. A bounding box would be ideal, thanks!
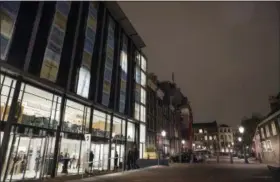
[146,74,181,155]
[158,81,193,149]
[253,96,280,164]
[192,121,219,154]
[218,124,234,153]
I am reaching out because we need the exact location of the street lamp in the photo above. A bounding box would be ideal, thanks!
[238,126,248,164]
[161,130,166,137]
[238,126,244,134]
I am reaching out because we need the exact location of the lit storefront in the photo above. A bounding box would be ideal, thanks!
[0,1,146,181]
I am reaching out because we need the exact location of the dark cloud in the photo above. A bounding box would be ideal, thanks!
[119,1,280,126]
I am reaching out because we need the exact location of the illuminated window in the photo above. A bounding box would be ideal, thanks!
[63,100,90,133]
[271,122,277,136]
[141,71,146,86]
[127,122,135,142]
[134,103,140,120]
[135,66,141,84]
[140,105,146,122]
[199,129,203,133]
[77,66,90,98]
[92,110,110,138]
[265,125,270,138]
[18,84,61,130]
[141,55,146,71]
[140,88,146,105]
[0,75,16,121]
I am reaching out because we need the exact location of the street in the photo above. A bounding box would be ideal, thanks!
[68,162,273,182]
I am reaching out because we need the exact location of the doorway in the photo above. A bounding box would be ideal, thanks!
[2,133,55,182]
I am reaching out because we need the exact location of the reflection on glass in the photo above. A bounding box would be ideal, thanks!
[92,110,110,138]
[63,100,90,133]
[17,84,61,129]
[0,74,16,121]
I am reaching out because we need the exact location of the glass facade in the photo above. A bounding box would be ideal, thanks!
[134,52,147,158]
[76,2,99,98]
[0,1,147,181]
[0,2,20,60]
[102,16,115,106]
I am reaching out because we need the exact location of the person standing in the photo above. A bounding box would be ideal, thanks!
[126,149,132,170]
[114,151,119,170]
[132,146,139,169]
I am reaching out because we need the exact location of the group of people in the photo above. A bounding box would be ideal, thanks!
[126,146,139,170]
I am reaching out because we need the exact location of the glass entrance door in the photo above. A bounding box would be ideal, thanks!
[90,142,109,171]
[3,133,54,182]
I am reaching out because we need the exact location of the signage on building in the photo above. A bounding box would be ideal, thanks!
[0,2,20,61]
[40,1,71,82]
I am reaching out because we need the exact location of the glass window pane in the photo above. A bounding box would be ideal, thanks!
[135,66,141,84]
[92,110,108,138]
[134,103,140,120]
[77,66,90,98]
[0,75,16,121]
[112,117,123,140]
[141,88,146,105]
[141,55,146,71]
[127,122,135,142]
[19,84,61,130]
[140,105,146,122]
[141,71,146,86]
[64,100,89,133]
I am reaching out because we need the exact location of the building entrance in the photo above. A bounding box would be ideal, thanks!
[2,132,55,182]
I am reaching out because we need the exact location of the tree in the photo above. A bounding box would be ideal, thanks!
[240,114,262,146]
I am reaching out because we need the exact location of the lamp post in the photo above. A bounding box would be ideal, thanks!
[238,126,248,164]
[180,140,185,163]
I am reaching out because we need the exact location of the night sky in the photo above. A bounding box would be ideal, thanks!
[119,1,280,126]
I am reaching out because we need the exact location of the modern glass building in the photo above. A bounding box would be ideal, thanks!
[0,1,147,181]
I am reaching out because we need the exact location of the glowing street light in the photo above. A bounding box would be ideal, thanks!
[161,130,166,137]
[238,137,242,142]
[181,140,185,144]
[239,126,245,134]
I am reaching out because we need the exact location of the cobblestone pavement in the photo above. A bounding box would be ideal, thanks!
[67,163,273,182]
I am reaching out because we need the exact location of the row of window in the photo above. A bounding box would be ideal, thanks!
[0,75,136,141]
[260,120,278,139]
[1,2,147,117]
[219,128,231,133]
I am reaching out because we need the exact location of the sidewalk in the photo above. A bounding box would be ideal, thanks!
[66,166,167,182]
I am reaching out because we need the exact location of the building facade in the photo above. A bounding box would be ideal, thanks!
[0,1,147,181]
[146,74,181,156]
[218,124,234,153]
[192,121,219,154]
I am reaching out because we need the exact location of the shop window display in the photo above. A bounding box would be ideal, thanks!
[17,84,61,130]
[92,110,110,138]
[57,134,85,176]
[63,100,90,133]
[3,129,56,182]
[0,74,16,122]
